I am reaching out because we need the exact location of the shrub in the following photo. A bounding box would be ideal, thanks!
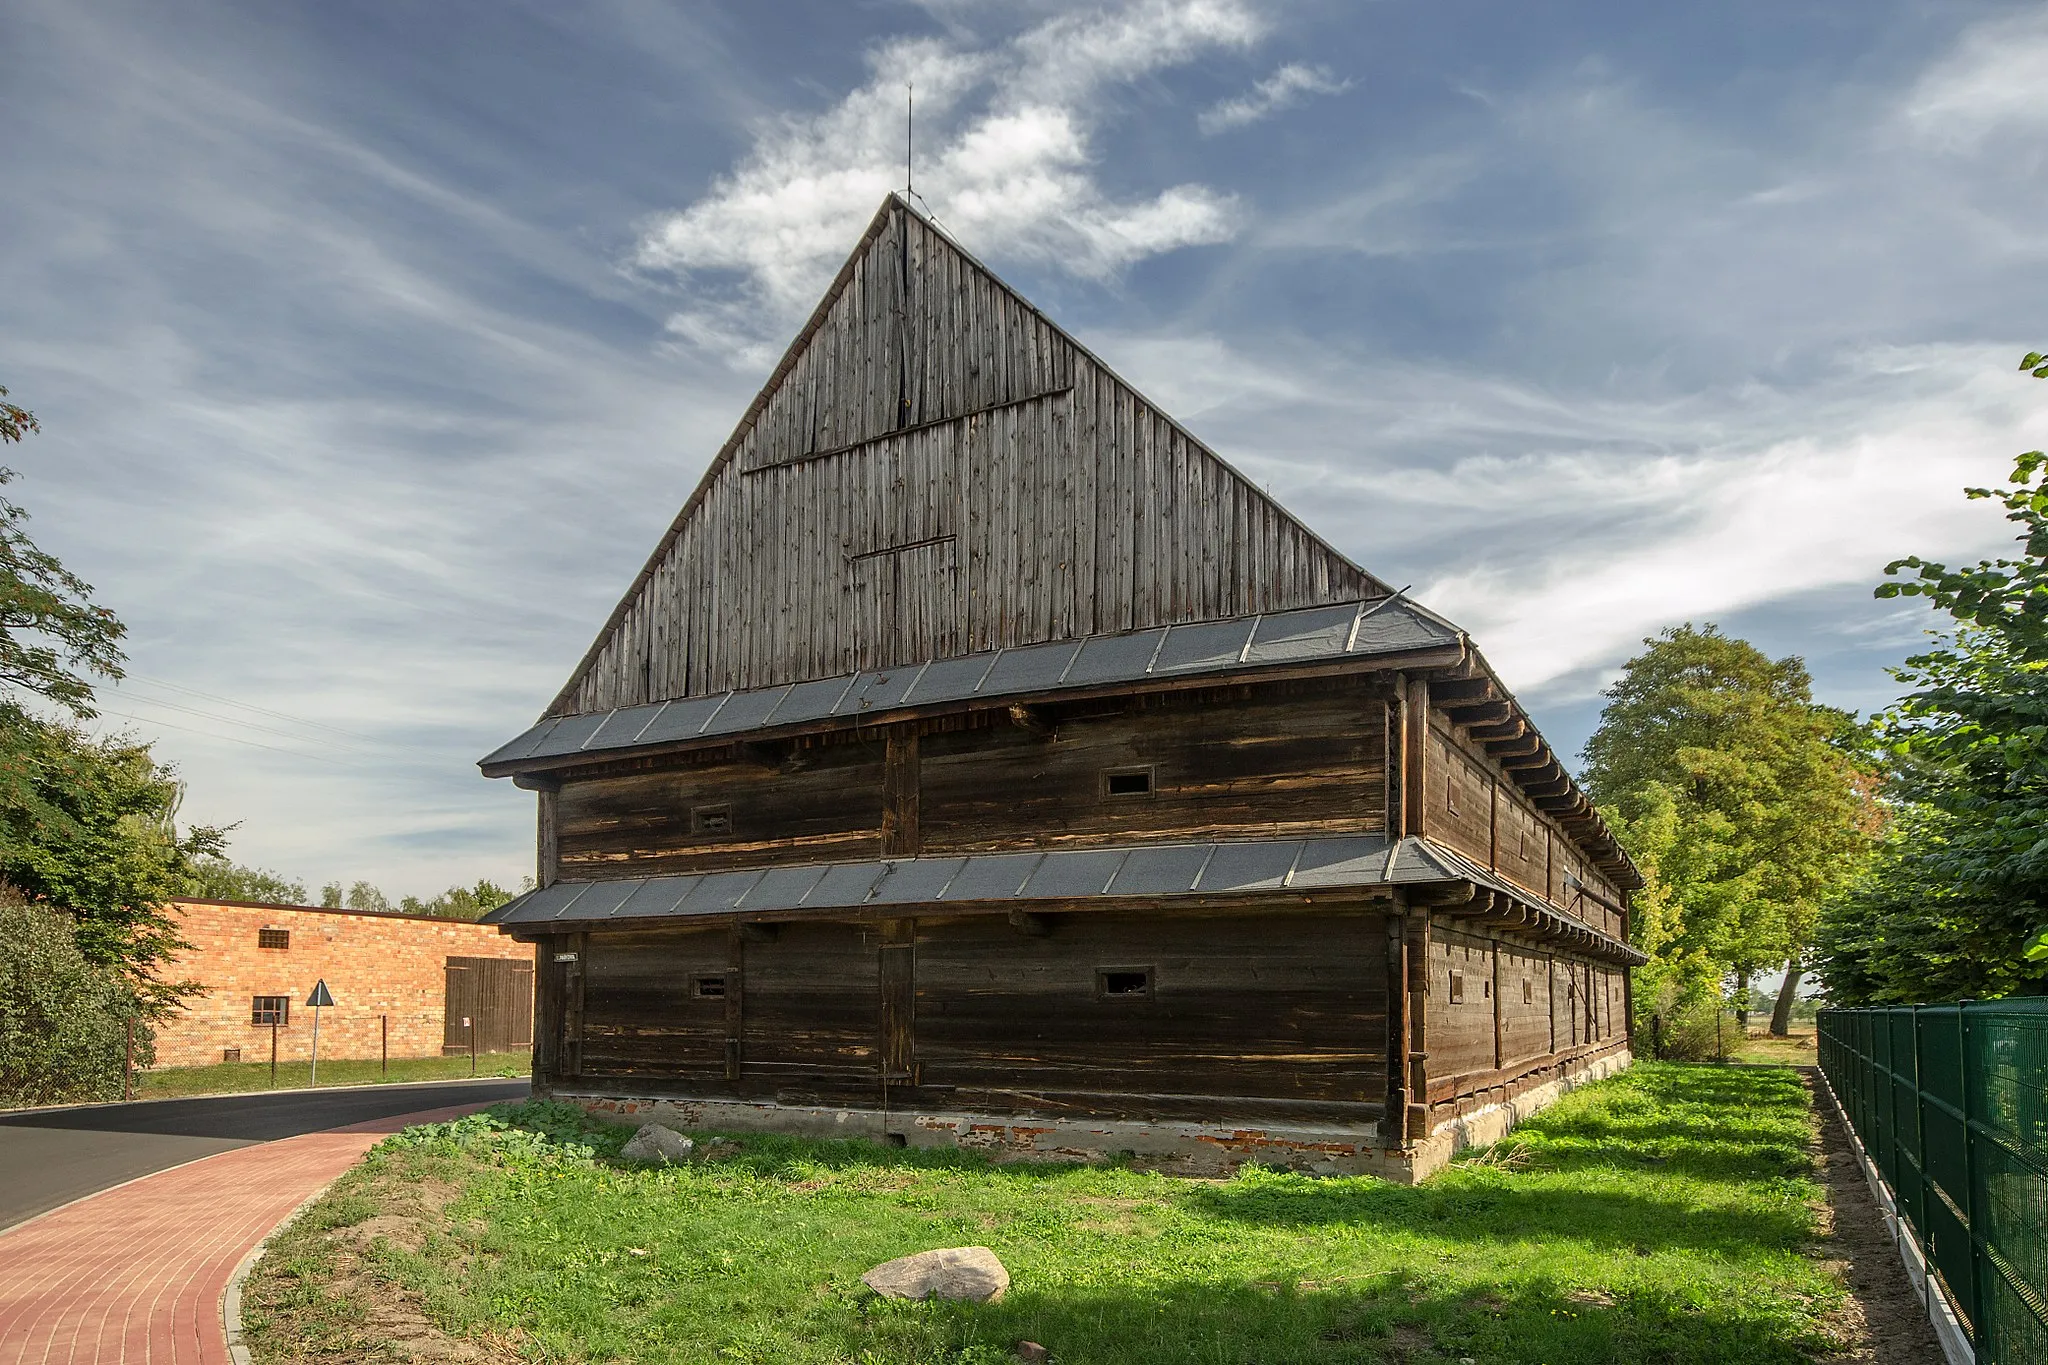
[0,891,151,1106]
[1636,971,1730,1061]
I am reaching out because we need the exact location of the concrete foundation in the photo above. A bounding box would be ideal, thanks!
[554,1047,1630,1181]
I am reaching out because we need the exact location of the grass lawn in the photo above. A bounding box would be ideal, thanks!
[132,1049,529,1100]
[244,1063,1853,1365]
[1727,1029,1818,1068]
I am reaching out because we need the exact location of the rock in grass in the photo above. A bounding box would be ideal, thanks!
[1012,1342,1050,1362]
[860,1246,1009,1303]
[619,1123,695,1164]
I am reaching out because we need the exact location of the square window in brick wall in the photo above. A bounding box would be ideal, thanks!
[252,995,289,1026]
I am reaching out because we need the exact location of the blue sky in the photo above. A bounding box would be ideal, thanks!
[2,0,2045,897]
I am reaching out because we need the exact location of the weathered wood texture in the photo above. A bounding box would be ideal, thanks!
[550,910,1392,1118]
[913,910,1389,1105]
[1427,716,1627,936]
[551,682,1387,875]
[555,741,887,877]
[919,684,1388,852]
[553,201,1382,717]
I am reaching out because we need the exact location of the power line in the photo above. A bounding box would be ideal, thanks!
[119,672,375,743]
[108,688,367,753]
[92,709,355,766]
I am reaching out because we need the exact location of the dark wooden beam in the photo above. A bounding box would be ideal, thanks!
[1431,677,1498,704]
[512,772,562,793]
[1469,719,1526,742]
[1485,735,1543,760]
[1444,700,1514,727]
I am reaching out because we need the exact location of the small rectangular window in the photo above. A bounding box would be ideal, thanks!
[1522,978,1534,1005]
[1097,967,1151,999]
[252,995,289,1026]
[1104,768,1152,797]
[1448,971,1466,1005]
[693,975,727,999]
[692,804,732,835]
[257,927,289,950]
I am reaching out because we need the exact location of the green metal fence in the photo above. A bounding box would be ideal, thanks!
[1819,1000,2048,1364]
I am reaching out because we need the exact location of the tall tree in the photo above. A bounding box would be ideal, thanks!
[1818,348,2048,1002]
[1583,625,1878,1035]
[0,382,223,1007]
[0,385,125,721]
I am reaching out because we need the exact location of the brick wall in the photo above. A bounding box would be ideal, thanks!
[151,900,535,1068]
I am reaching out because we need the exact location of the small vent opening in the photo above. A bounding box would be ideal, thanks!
[1105,769,1152,797]
[693,976,727,999]
[257,927,289,950]
[692,805,732,835]
[1098,968,1151,998]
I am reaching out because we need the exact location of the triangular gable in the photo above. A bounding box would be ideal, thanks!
[551,195,1387,718]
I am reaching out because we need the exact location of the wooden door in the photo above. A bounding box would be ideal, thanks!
[444,956,536,1055]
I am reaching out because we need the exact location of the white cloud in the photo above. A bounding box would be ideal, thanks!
[1903,8,2048,146]
[635,0,1259,362]
[1097,326,2048,700]
[1199,61,1349,133]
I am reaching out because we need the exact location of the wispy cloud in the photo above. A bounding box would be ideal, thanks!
[634,0,1260,362]
[1199,61,1349,133]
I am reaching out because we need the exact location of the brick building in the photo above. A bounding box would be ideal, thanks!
[151,899,536,1068]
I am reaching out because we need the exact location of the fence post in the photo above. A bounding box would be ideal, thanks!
[271,1019,279,1086]
[381,1014,388,1078]
[1957,1003,1986,1352]
[123,1017,133,1102]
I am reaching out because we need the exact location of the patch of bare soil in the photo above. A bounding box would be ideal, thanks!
[1801,1070,1946,1365]
[244,1166,524,1365]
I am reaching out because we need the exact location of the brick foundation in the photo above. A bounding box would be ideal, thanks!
[151,899,535,1068]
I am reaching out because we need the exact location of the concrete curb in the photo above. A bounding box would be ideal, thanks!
[221,1175,342,1365]
[1813,1068,1974,1365]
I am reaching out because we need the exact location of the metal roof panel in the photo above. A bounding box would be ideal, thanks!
[1150,618,1258,675]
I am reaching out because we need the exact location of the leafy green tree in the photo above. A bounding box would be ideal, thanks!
[1817,348,2048,1002]
[0,384,125,722]
[1583,625,1878,1038]
[0,890,152,1106]
[0,721,224,1010]
[0,381,222,1010]
[187,857,309,906]
[400,878,524,920]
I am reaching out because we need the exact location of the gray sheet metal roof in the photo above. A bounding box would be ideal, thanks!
[480,596,1459,773]
[482,834,1646,965]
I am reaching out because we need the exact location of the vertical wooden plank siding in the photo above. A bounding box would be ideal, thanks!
[552,201,1380,717]
[537,789,558,889]
[1402,677,1430,839]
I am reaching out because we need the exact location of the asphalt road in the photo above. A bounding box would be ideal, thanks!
[0,1077,529,1230]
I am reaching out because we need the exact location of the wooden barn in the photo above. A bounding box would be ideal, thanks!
[479,195,1645,1181]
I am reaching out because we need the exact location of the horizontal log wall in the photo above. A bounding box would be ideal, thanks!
[919,684,1388,852]
[555,742,886,878]
[546,908,1393,1122]
[558,204,1378,715]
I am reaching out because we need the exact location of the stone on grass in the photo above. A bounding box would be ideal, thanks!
[619,1123,695,1164]
[1012,1341,1050,1363]
[860,1246,1009,1303]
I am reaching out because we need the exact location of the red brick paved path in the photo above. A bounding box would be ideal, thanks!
[0,1103,483,1364]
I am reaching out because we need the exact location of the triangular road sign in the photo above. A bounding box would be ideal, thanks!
[306,979,335,1008]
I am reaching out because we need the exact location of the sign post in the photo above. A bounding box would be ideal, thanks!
[306,979,335,1086]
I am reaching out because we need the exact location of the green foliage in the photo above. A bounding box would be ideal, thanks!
[187,856,308,906]
[1582,625,1878,1026]
[0,716,224,1009]
[0,384,125,722]
[398,878,522,920]
[0,891,151,1106]
[246,1066,1849,1365]
[1820,348,2048,1003]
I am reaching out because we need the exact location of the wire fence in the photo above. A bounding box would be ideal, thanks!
[1819,1000,2048,1364]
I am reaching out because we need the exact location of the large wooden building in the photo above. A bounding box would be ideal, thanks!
[480,196,1644,1181]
